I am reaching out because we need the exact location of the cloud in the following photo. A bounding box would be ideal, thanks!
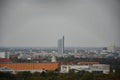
[0,0,120,47]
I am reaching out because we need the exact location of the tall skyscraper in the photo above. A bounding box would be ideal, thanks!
[58,36,64,54]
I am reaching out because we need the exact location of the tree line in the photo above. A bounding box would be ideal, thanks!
[0,70,120,80]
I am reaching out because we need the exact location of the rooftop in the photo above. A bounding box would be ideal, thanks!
[0,62,59,70]
[78,62,100,65]
[0,58,11,63]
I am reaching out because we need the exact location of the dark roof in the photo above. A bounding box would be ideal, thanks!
[0,58,11,63]
[78,62,99,65]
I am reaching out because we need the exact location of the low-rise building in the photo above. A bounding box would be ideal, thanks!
[60,62,110,74]
[0,62,59,74]
[0,58,12,63]
[0,52,9,59]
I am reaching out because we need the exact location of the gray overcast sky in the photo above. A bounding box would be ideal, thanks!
[0,0,120,47]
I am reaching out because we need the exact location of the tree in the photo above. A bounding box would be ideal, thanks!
[80,72,93,80]
[0,72,15,80]
[15,71,32,80]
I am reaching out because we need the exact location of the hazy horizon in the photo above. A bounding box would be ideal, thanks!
[0,0,120,47]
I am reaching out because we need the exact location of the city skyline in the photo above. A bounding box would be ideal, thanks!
[0,0,120,47]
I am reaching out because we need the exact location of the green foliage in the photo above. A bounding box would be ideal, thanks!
[0,70,120,80]
[76,70,85,80]
[0,72,15,80]
[80,72,93,80]
[32,72,41,77]
[0,66,120,80]
[16,71,32,80]
[10,57,19,63]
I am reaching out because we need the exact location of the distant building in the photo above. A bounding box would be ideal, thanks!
[58,36,64,54]
[60,63,110,74]
[0,52,9,59]
[51,52,57,62]
[0,58,11,63]
[100,47,108,54]
[77,62,100,65]
[107,45,116,53]
[74,49,77,53]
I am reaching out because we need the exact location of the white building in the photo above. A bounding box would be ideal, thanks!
[0,52,9,59]
[60,64,110,74]
[51,51,57,62]
[107,45,116,53]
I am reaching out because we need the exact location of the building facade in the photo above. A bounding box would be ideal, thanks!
[0,52,9,59]
[0,62,59,74]
[58,36,64,54]
[51,53,56,62]
[60,64,110,74]
[107,45,116,53]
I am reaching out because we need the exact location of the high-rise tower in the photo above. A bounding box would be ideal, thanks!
[58,36,64,54]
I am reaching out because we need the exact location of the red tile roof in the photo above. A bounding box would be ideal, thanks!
[0,62,59,70]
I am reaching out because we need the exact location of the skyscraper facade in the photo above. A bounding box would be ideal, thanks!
[58,36,64,54]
